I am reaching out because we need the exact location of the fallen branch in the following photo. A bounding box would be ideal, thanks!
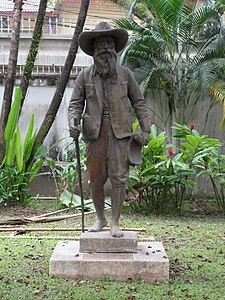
[0,227,146,233]
[26,208,110,223]
[33,207,70,218]
[0,235,154,241]
[0,235,80,240]
[0,199,136,226]
[0,208,103,225]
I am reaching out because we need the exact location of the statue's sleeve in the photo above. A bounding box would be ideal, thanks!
[68,69,86,128]
[127,68,151,132]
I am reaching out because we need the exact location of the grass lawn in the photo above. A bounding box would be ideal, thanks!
[0,199,225,300]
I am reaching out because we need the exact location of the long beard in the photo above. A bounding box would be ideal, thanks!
[93,48,117,79]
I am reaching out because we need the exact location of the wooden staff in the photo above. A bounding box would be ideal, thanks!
[74,137,85,232]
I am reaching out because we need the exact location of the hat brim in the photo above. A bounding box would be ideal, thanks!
[79,28,128,56]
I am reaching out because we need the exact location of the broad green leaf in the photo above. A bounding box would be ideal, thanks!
[5,133,16,166]
[176,169,195,175]
[141,165,155,175]
[166,159,172,169]
[29,160,44,182]
[23,114,35,161]
[193,152,210,163]
[59,189,99,210]
[179,149,192,159]
[34,144,48,160]
[173,153,183,161]
[174,161,189,169]
[186,135,201,147]
[132,119,140,133]
[24,128,37,163]
[195,147,215,157]
[4,87,22,143]
[15,127,23,173]
[155,155,167,160]
[46,159,56,170]
[154,160,167,169]
[181,142,195,154]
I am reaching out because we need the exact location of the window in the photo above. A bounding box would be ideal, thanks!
[44,16,57,34]
[0,17,9,31]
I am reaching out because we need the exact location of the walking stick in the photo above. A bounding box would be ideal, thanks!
[74,137,85,233]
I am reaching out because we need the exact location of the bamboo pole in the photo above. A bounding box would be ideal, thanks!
[0,235,80,240]
[33,208,70,218]
[0,209,102,225]
[0,227,146,232]
[0,235,155,241]
[24,208,107,223]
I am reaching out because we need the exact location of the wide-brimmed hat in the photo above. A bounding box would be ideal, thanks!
[128,136,143,166]
[79,22,128,56]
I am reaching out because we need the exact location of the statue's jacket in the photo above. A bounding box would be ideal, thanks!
[68,64,151,140]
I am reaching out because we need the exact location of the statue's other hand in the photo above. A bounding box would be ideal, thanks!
[69,125,80,139]
[141,131,150,146]
[133,131,149,146]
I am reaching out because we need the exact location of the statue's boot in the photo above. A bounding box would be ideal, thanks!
[89,186,107,232]
[110,186,125,237]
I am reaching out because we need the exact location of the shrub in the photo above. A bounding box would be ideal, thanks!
[128,122,223,214]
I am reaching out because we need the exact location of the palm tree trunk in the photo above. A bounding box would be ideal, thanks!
[19,0,48,113]
[0,0,23,164]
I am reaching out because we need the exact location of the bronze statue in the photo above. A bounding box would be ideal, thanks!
[68,22,151,237]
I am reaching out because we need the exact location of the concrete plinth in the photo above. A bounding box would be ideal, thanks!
[49,239,169,283]
[80,231,138,253]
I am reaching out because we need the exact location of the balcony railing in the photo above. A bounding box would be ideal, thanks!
[0,64,85,77]
[0,15,105,35]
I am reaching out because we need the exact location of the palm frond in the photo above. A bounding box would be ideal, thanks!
[190,5,220,31]
[179,4,221,47]
[114,18,144,33]
[187,61,223,106]
[191,46,225,67]
[210,80,225,103]
[138,67,162,94]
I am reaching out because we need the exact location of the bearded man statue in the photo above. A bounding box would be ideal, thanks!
[68,22,151,237]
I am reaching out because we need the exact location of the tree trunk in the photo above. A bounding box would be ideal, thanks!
[34,0,90,146]
[0,0,23,164]
[19,0,48,113]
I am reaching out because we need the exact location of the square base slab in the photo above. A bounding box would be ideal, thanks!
[80,231,138,253]
[49,241,169,283]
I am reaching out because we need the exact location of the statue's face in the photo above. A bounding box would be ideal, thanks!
[94,36,115,52]
[93,35,117,78]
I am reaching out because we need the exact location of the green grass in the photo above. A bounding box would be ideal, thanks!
[0,200,225,300]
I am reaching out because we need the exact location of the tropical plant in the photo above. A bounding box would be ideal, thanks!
[0,0,23,163]
[0,88,47,204]
[197,150,225,212]
[128,122,223,213]
[115,0,225,129]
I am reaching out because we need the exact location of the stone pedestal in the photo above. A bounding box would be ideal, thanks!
[80,231,138,253]
[49,231,169,283]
